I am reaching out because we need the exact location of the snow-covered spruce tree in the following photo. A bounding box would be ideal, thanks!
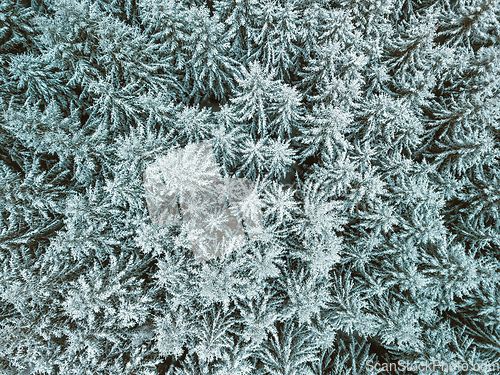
[436,0,500,51]
[7,52,73,108]
[311,334,383,375]
[138,0,188,73]
[210,103,246,174]
[247,0,302,83]
[0,0,39,55]
[181,6,241,102]
[263,138,297,181]
[92,0,141,26]
[295,103,353,164]
[252,319,320,375]
[230,60,281,137]
[214,0,261,62]
[351,93,424,159]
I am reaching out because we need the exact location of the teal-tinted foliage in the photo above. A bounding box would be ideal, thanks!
[0,0,499,374]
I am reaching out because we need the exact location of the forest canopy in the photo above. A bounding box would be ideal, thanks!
[0,0,499,374]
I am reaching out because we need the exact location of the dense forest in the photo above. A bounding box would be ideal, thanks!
[0,0,499,373]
